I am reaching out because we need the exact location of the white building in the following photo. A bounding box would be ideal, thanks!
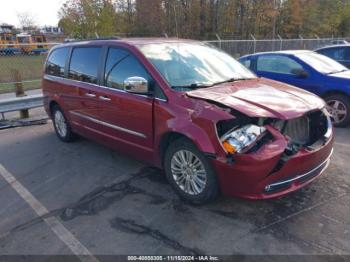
[40,26,64,35]
[0,23,14,33]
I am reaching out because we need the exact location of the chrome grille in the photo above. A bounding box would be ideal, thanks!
[284,116,310,144]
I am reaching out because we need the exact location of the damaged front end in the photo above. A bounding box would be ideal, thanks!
[271,108,332,153]
[214,108,333,198]
[217,108,332,158]
[185,78,333,198]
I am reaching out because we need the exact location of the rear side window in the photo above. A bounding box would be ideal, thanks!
[45,47,69,77]
[105,48,152,90]
[69,47,102,84]
[257,55,303,75]
[318,48,346,61]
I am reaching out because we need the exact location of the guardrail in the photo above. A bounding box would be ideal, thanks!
[0,43,58,94]
[0,94,43,120]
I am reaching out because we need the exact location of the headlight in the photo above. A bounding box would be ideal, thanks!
[221,125,266,154]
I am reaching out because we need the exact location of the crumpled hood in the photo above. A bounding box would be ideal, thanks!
[186,78,325,120]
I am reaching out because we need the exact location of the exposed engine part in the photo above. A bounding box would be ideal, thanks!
[216,116,251,138]
[272,109,329,148]
[246,131,274,153]
[216,109,330,158]
[285,141,303,156]
[283,116,310,145]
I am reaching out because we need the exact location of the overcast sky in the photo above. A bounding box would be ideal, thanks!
[0,0,64,27]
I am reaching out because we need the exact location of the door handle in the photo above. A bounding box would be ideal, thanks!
[99,96,111,101]
[85,93,96,98]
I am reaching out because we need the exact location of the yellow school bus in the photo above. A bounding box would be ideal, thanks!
[16,34,48,54]
[0,33,20,54]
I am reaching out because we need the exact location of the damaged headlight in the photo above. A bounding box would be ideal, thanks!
[221,125,266,154]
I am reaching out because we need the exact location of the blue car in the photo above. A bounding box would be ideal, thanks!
[239,51,350,127]
[315,44,350,68]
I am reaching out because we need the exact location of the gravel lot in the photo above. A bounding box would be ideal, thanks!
[0,108,349,258]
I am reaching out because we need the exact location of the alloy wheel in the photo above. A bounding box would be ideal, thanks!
[327,99,348,125]
[54,110,68,138]
[170,150,207,195]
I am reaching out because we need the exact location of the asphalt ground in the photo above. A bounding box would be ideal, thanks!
[0,107,349,260]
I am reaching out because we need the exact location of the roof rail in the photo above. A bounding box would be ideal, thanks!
[64,37,121,43]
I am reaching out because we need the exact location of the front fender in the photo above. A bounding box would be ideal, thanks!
[320,76,350,96]
[166,117,221,155]
[153,98,232,166]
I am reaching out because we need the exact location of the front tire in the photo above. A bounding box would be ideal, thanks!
[164,138,219,204]
[325,94,350,127]
[51,105,77,142]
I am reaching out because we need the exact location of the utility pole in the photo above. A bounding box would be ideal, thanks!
[272,0,278,50]
[272,0,277,40]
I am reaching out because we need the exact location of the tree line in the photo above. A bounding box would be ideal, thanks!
[58,0,350,40]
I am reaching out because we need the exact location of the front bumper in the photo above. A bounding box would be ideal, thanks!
[212,125,334,200]
[264,149,332,194]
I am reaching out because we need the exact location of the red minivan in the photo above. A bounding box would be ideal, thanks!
[42,38,333,204]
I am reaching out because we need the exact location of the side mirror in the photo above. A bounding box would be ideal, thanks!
[291,68,309,78]
[123,76,149,94]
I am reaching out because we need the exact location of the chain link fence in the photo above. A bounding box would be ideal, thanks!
[205,37,349,58]
[0,37,348,94]
[0,43,58,94]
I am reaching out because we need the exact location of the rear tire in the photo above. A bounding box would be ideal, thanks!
[164,138,219,204]
[51,105,77,142]
[325,94,350,127]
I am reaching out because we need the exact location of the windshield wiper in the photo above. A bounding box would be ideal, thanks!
[327,69,348,75]
[172,77,252,90]
[171,83,213,90]
[212,77,254,86]
[211,78,237,86]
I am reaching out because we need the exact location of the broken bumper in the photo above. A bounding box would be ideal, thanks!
[211,126,334,200]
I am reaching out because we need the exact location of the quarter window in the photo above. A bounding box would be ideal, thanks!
[105,48,152,90]
[257,55,304,75]
[68,47,102,84]
[45,47,69,77]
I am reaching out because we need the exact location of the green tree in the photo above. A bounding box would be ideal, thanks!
[58,0,350,40]
[59,0,116,39]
